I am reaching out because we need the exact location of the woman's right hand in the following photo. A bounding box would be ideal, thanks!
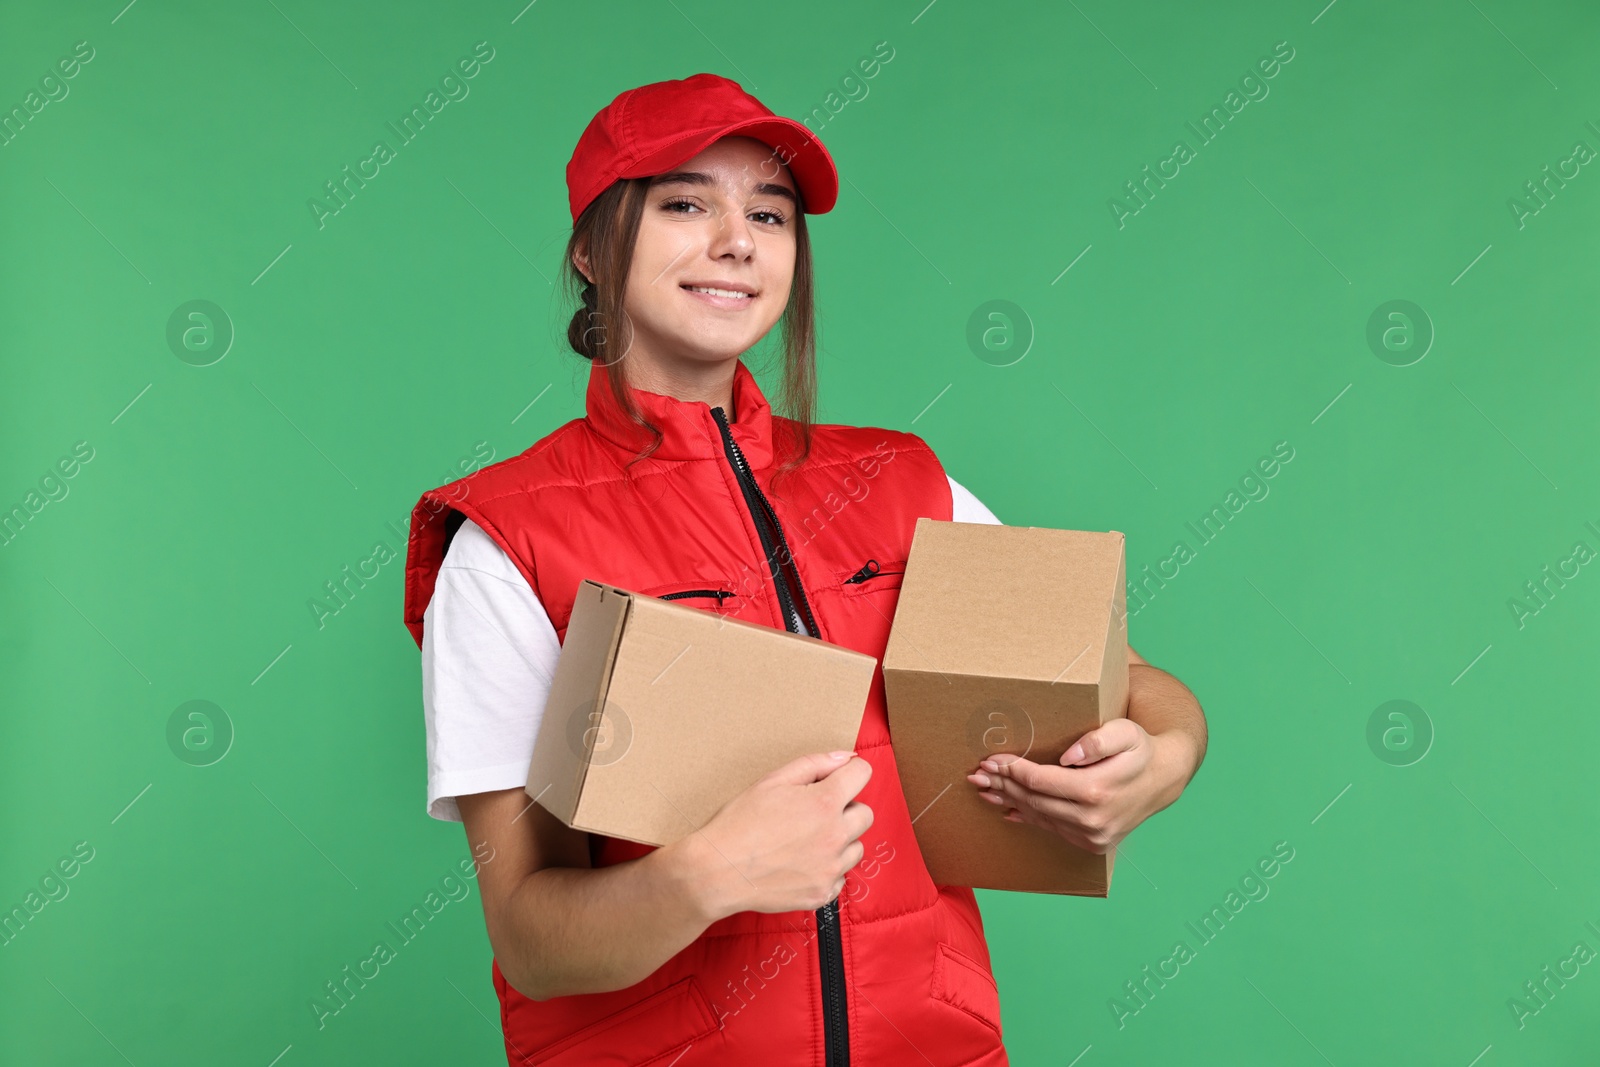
[683,750,874,919]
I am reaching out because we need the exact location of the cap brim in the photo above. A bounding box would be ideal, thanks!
[619,116,839,214]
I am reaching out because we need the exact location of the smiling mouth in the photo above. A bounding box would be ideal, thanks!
[681,284,756,300]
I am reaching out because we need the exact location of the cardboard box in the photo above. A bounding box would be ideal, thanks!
[526,579,878,847]
[882,519,1129,896]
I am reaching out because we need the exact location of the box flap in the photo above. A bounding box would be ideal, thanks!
[526,580,631,821]
[883,519,1127,684]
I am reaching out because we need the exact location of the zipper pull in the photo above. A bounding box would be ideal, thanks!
[844,559,880,585]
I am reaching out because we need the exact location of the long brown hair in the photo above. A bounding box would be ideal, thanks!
[561,174,818,483]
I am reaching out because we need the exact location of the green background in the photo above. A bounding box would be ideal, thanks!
[3,0,1596,1063]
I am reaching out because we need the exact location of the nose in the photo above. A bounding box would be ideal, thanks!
[707,201,756,259]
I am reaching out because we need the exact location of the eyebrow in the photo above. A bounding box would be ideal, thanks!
[647,170,798,207]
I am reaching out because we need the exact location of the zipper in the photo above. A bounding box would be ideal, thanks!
[708,407,822,639]
[708,405,848,1067]
[817,897,847,1067]
[658,588,736,604]
[842,558,905,585]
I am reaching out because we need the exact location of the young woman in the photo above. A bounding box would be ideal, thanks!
[402,73,1206,1067]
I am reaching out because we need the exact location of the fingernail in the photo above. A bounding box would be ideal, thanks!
[1064,744,1085,763]
[980,759,998,773]
[968,772,991,788]
[829,750,855,760]
[980,791,1003,804]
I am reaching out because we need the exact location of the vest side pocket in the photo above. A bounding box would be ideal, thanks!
[930,941,1004,1036]
[521,974,723,1065]
[839,557,907,596]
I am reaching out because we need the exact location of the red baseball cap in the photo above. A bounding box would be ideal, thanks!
[565,73,840,223]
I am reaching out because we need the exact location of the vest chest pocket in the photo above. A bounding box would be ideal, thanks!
[640,580,742,615]
[839,557,907,595]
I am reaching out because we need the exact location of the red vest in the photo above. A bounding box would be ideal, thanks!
[403,357,1009,1067]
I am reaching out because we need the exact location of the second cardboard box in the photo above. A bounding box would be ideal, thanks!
[883,518,1130,896]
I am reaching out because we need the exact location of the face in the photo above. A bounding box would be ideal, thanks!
[578,135,799,374]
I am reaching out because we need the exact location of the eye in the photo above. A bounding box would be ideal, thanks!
[659,196,787,227]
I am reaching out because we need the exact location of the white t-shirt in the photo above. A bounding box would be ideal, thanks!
[420,475,1003,821]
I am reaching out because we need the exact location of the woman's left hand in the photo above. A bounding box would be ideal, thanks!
[964,718,1197,855]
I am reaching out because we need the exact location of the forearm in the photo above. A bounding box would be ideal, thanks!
[1126,663,1207,807]
[496,835,725,1000]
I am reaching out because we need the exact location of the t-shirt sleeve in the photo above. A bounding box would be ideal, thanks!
[420,518,560,822]
[947,474,1002,525]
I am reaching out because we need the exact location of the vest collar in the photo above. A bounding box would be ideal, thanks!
[584,356,775,469]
